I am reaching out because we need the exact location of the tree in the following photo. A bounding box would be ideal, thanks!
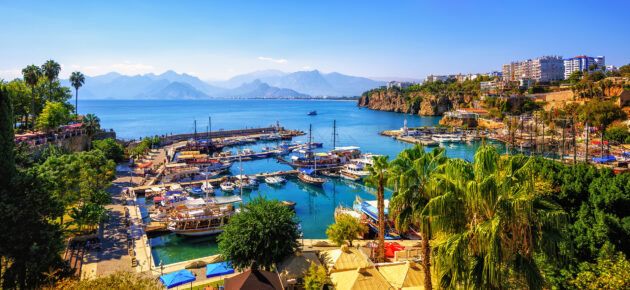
[42,60,61,101]
[36,101,71,131]
[69,71,85,117]
[303,262,328,290]
[0,83,68,288]
[364,155,391,262]
[389,145,448,290]
[326,214,367,247]
[568,70,583,84]
[604,125,630,144]
[92,138,126,163]
[217,196,300,271]
[583,99,626,158]
[21,64,42,129]
[424,146,568,289]
[572,251,630,289]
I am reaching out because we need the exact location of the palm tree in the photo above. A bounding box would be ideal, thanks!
[70,71,85,117]
[21,65,42,129]
[42,60,61,101]
[365,155,391,262]
[389,145,448,290]
[82,113,101,139]
[423,146,567,289]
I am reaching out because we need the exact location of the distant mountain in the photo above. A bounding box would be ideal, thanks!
[220,79,309,99]
[61,69,384,99]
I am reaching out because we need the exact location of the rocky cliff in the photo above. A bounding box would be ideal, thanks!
[357,90,474,116]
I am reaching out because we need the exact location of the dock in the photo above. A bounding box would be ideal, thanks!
[163,126,304,143]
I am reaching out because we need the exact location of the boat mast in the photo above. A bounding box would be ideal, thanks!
[239,155,243,199]
[194,120,197,148]
[308,124,312,150]
[333,120,336,151]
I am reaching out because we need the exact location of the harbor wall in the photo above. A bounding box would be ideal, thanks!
[164,126,285,142]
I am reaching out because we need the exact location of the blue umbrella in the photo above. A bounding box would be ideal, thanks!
[206,262,235,278]
[159,269,196,289]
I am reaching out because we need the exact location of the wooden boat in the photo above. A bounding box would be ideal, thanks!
[167,203,235,236]
[340,170,361,181]
[298,171,326,186]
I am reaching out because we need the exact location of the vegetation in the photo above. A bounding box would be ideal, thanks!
[423,146,567,289]
[54,271,163,289]
[388,146,448,290]
[82,113,101,137]
[217,196,300,271]
[364,155,391,262]
[92,138,126,163]
[572,251,630,289]
[69,71,85,117]
[130,136,162,159]
[326,213,367,247]
[303,262,328,290]
[0,83,71,288]
[604,124,630,144]
[582,98,626,158]
[36,100,72,131]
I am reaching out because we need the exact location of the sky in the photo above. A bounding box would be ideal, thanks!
[1,0,629,81]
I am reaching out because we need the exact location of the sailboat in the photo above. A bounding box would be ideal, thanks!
[298,124,327,186]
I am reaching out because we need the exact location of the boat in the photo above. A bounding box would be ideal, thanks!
[201,181,215,195]
[281,200,296,211]
[167,202,236,236]
[307,110,317,116]
[320,170,340,177]
[340,169,361,181]
[265,176,286,184]
[354,199,401,240]
[220,181,235,192]
[297,169,326,186]
[188,187,204,196]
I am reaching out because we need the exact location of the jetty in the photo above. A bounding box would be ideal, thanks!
[163,126,304,143]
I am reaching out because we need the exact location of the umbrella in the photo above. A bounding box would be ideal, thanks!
[159,269,196,289]
[206,262,235,278]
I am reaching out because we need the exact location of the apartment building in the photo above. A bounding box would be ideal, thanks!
[563,55,605,79]
[503,56,564,83]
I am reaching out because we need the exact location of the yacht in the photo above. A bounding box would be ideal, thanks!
[167,202,236,236]
[220,181,235,192]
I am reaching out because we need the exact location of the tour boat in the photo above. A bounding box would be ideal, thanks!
[167,203,236,236]
[265,176,286,185]
[297,169,326,186]
[340,169,361,181]
[354,199,401,240]
[220,181,235,192]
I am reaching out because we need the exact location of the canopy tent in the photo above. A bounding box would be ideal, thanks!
[206,262,234,278]
[378,261,425,289]
[159,269,196,289]
[223,269,283,290]
[385,242,405,258]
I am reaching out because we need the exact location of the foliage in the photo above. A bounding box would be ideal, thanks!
[424,146,568,289]
[54,271,163,290]
[572,251,630,289]
[326,213,367,247]
[69,71,85,116]
[93,138,126,163]
[303,262,328,290]
[364,155,391,262]
[604,125,630,144]
[82,113,101,136]
[69,202,109,233]
[568,70,583,84]
[217,196,300,271]
[36,100,72,131]
[130,136,162,158]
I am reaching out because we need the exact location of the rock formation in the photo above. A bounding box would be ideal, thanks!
[357,90,474,116]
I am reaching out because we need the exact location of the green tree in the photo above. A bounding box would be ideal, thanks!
[69,71,85,117]
[389,145,448,290]
[0,83,68,288]
[36,101,71,131]
[568,70,583,84]
[82,113,101,137]
[218,196,300,271]
[21,64,42,129]
[364,155,391,262]
[604,125,630,144]
[424,146,568,289]
[573,251,630,289]
[583,99,626,158]
[42,60,61,101]
[303,262,328,290]
[92,138,126,163]
[326,213,367,247]
[55,271,163,289]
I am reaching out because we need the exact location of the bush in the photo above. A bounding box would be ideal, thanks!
[604,125,630,144]
[92,138,125,163]
[326,214,367,247]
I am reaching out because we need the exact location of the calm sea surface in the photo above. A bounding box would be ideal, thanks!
[83,99,503,265]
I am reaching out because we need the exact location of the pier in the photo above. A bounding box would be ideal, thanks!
[163,126,304,142]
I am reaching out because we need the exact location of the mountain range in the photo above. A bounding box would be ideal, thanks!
[60,70,385,100]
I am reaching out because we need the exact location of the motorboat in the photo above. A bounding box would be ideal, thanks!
[201,181,215,195]
[265,176,286,185]
[340,170,361,181]
[220,181,235,192]
[307,110,317,115]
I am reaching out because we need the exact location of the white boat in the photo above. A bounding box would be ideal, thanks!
[265,176,286,184]
[340,170,361,181]
[220,181,234,192]
[201,181,215,195]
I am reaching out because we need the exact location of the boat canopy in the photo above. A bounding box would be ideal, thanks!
[165,190,183,195]
[332,146,360,151]
[151,186,163,192]
[592,155,616,163]
[299,168,315,175]
[166,163,188,168]
[185,199,206,208]
[314,152,329,157]
[138,162,153,168]
[211,195,243,205]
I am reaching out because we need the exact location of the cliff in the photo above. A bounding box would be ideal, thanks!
[357,90,474,116]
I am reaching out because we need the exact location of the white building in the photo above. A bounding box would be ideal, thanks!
[386,81,414,90]
[563,55,605,79]
[503,56,564,83]
[424,75,450,83]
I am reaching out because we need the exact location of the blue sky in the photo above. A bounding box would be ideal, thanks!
[1,0,629,81]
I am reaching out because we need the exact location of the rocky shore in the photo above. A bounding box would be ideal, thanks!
[357,90,474,116]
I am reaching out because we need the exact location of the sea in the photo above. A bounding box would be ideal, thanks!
[82,99,504,265]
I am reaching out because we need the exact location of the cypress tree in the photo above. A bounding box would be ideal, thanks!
[0,85,16,184]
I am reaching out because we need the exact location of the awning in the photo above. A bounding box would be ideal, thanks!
[299,168,315,175]
[138,162,153,168]
[206,262,234,278]
[159,269,196,289]
[153,196,165,201]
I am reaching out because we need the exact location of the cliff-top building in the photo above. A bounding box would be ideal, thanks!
[502,56,564,83]
[563,55,605,79]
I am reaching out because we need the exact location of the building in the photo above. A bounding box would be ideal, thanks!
[480,80,500,91]
[532,56,564,82]
[386,81,414,90]
[503,56,564,83]
[564,55,605,79]
[485,71,502,78]
[424,75,450,83]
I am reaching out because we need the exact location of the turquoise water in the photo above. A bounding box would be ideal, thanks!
[83,99,502,265]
